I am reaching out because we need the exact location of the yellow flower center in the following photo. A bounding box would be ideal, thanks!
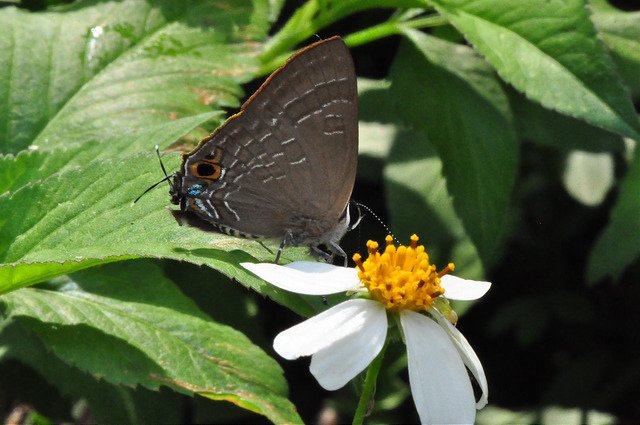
[352,234,454,312]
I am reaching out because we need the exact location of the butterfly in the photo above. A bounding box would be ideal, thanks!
[167,36,359,264]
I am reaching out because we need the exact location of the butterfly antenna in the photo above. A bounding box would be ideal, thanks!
[352,200,399,244]
[133,175,172,203]
[133,145,173,204]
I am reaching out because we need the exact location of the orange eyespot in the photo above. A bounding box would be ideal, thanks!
[188,147,225,181]
[190,161,223,180]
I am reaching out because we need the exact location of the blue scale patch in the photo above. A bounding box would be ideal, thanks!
[187,184,205,197]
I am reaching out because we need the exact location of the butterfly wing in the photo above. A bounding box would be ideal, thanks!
[176,37,358,241]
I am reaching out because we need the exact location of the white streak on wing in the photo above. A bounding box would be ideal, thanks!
[322,99,349,108]
[224,201,240,221]
[259,133,272,142]
[281,137,295,145]
[205,199,220,219]
[222,185,237,199]
[296,109,323,125]
[290,157,307,165]
[284,97,298,108]
[195,199,214,218]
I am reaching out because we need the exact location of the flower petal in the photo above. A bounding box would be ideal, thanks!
[400,310,476,425]
[432,309,489,409]
[274,298,385,362]
[440,275,491,300]
[241,261,360,295]
[309,301,387,390]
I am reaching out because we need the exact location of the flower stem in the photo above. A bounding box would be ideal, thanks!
[352,341,388,425]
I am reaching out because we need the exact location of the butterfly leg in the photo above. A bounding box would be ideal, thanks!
[309,245,333,263]
[327,242,348,267]
[275,230,293,264]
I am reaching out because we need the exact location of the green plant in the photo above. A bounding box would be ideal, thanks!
[1,0,638,423]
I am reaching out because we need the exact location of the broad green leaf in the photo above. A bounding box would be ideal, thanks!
[509,90,625,153]
[430,0,640,140]
[0,152,313,317]
[358,78,395,182]
[0,0,272,154]
[591,0,640,97]
[390,30,517,263]
[0,112,218,194]
[0,261,301,424]
[0,321,186,424]
[385,127,484,280]
[357,79,483,277]
[587,146,640,283]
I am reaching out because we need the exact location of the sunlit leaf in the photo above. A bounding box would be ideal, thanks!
[430,0,640,140]
[0,261,301,424]
[0,149,313,316]
[390,30,517,263]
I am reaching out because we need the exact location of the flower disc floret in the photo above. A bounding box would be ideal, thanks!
[353,234,453,312]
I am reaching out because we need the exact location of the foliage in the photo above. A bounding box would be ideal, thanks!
[1,0,639,423]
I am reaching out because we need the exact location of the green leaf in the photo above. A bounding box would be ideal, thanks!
[358,78,395,182]
[587,146,640,283]
[0,112,218,194]
[0,320,185,424]
[591,0,640,97]
[430,0,640,140]
[0,152,313,317]
[358,78,484,277]
[390,30,517,263]
[0,0,316,316]
[0,261,302,424]
[0,0,272,154]
[509,90,625,153]
[385,127,484,280]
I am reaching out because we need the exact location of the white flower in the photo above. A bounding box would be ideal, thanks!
[242,235,490,425]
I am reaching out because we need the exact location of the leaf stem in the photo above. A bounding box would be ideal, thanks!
[344,14,447,48]
[352,340,388,425]
[258,11,447,77]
